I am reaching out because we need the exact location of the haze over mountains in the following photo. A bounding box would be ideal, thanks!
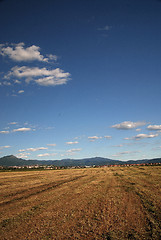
[0,155,160,167]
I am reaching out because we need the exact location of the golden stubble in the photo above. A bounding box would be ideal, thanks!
[0,166,161,239]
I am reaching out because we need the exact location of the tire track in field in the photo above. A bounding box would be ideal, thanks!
[0,175,86,207]
[113,171,161,239]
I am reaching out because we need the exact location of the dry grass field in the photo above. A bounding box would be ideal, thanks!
[0,166,161,240]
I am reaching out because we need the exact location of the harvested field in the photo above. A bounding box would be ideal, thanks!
[0,166,161,240]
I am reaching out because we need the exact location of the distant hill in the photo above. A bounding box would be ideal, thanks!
[0,155,161,167]
[126,158,161,165]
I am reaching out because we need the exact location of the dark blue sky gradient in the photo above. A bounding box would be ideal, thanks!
[0,0,161,160]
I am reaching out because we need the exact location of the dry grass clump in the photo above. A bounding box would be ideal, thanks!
[0,166,161,239]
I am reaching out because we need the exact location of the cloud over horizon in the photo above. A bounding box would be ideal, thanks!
[37,153,57,157]
[19,147,48,152]
[112,150,141,157]
[67,148,81,153]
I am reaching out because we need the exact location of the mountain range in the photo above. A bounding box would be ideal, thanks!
[0,155,161,167]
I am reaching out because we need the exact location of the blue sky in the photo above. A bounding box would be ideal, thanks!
[0,0,161,161]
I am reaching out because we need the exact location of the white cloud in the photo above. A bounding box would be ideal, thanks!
[88,136,102,141]
[37,153,57,157]
[18,90,24,94]
[0,130,9,134]
[67,148,81,153]
[47,143,56,147]
[6,66,70,87]
[28,147,48,152]
[66,141,78,145]
[0,43,56,62]
[14,80,21,84]
[35,76,68,86]
[147,125,161,131]
[1,43,70,88]
[12,127,32,132]
[111,121,146,130]
[124,133,159,140]
[37,153,50,157]
[19,147,48,152]
[16,152,30,159]
[136,128,141,132]
[134,133,159,140]
[8,122,17,125]
[18,149,25,152]
[0,145,11,150]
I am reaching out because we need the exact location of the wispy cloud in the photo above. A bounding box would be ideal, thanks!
[112,150,141,157]
[147,125,161,131]
[88,136,102,142]
[67,148,81,153]
[66,141,78,145]
[97,25,111,31]
[2,81,11,86]
[136,128,141,132]
[47,143,56,147]
[18,90,24,94]
[111,121,146,130]
[0,145,11,150]
[8,122,17,125]
[12,127,32,132]
[112,144,124,147]
[19,147,48,152]
[0,43,57,62]
[104,135,112,139]
[124,133,159,140]
[37,153,57,157]
[88,135,111,141]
